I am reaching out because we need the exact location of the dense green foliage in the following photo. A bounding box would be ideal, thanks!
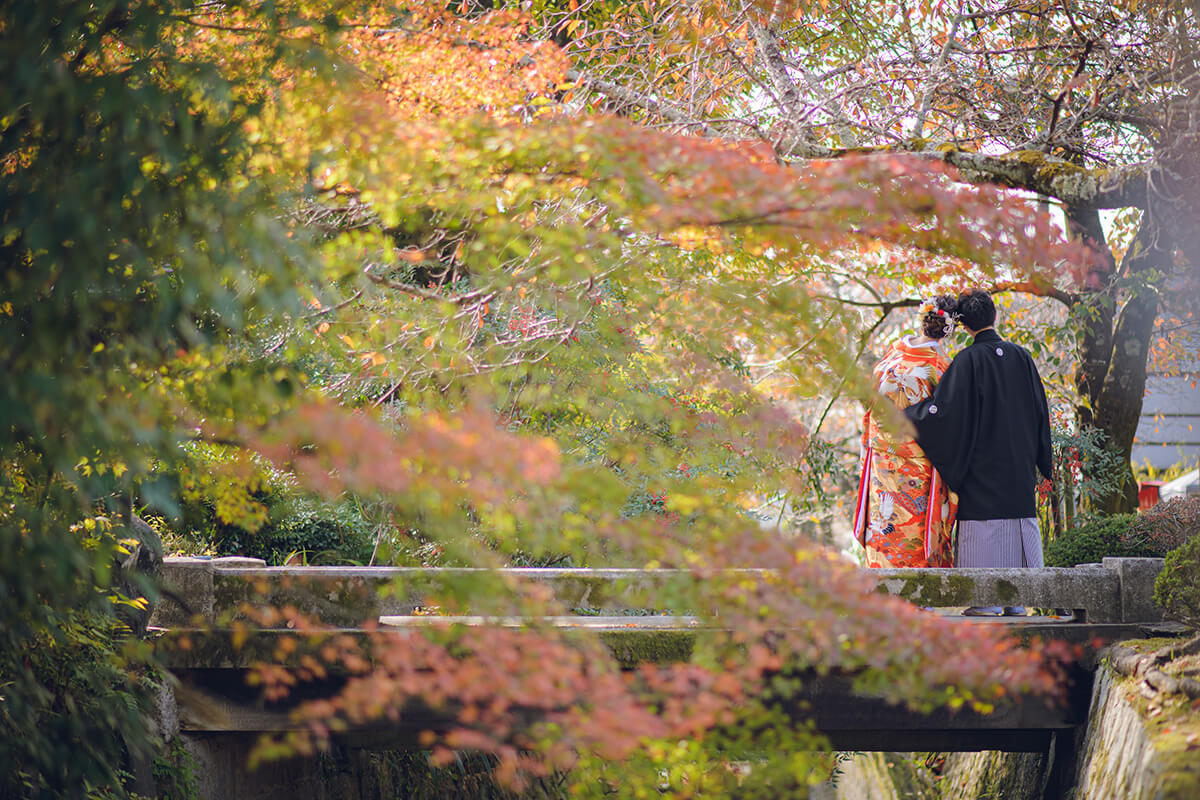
[171,492,379,565]
[165,448,380,565]
[1044,513,1139,567]
[0,0,1116,795]
[0,0,318,795]
[0,606,157,799]
[1038,423,1129,538]
[1044,498,1200,567]
[1154,534,1200,628]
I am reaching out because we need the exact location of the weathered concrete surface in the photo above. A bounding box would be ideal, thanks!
[177,735,421,800]
[152,557,267,627]
[1074,660,1200,800]
[151,558,1168,628]
[823,749,1050,799]
[173,735,570,800]
[872,566,1129,622]
[1103,558,1171,625]
[814,753,937,800]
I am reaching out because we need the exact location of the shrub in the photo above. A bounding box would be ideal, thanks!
[1154,534,1200,627]
[1043,501,1197,567]
[167,487,379,566]
[214,496,378,566]
[1123,496,1200,557]
[1044,513,1138,567]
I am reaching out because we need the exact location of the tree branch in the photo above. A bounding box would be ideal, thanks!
[565,69,718,134]
[911,11,964,138]
[567,70,1149,206]
[937,148,1148,208]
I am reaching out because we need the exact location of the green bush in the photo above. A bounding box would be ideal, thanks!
[1154,534,1200,627]
[159,443,382,565]
[202,495,378,566]
[0,609,156,799]
[1044,513,1138,567]
[1044,502,1197,567]
[255,497,378,565]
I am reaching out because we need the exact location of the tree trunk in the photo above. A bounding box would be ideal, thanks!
[1065,206,1117,428]
[1090,220,1169,513]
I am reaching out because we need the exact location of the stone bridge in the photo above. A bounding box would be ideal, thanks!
[149,556,1184,795]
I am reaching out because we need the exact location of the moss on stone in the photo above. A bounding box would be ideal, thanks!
[213,575,382,628]
[832,752,938,800]
[598,630,695,668]
[1109,636,1184,655]
[889,573,976,606]
[995,579,1019,605]
[1106,649,1200,800]
[938,751,1047,800]
[1151,726,1200,800]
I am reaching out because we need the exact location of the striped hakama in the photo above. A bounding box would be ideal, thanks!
[956,518,1044,567]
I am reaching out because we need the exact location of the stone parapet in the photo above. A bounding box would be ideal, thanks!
[150,557,265,628]
[870,563,1160,623]
[149,557,1167,629]
[1102,557,1169,624]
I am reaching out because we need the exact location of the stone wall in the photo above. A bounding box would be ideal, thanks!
[822,750,1046,800]
[813,753,937,799]
[173,735,568,799]
[1073,663,1200,800]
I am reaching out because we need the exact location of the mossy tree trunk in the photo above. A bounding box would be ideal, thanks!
[1069,216,1169,515]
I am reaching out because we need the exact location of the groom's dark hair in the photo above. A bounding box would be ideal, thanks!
[955,288,996,331]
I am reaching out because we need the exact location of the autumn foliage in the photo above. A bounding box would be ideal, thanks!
[0,0,1134,795]
[150,1,1096,790]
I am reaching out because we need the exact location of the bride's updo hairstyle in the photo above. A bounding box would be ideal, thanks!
[919,295,958,339]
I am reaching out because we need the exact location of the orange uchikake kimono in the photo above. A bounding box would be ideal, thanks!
[852,335,957,568]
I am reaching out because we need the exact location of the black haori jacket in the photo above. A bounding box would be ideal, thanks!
[905,329,1053,521]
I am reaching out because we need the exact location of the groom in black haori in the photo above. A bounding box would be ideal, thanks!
[905,289,1054,617]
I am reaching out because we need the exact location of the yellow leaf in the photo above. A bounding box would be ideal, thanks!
[665,494,701,514]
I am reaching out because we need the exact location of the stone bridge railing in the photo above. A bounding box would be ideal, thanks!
[150,556,1178,764]
[149,556,1168,630]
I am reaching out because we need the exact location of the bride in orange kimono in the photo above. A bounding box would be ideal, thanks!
[853,297,959,568]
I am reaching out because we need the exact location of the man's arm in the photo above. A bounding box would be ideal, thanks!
[1030,359,1054,483]
[905,351,977,491]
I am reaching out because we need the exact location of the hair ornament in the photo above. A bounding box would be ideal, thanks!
[918,299,947,317]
